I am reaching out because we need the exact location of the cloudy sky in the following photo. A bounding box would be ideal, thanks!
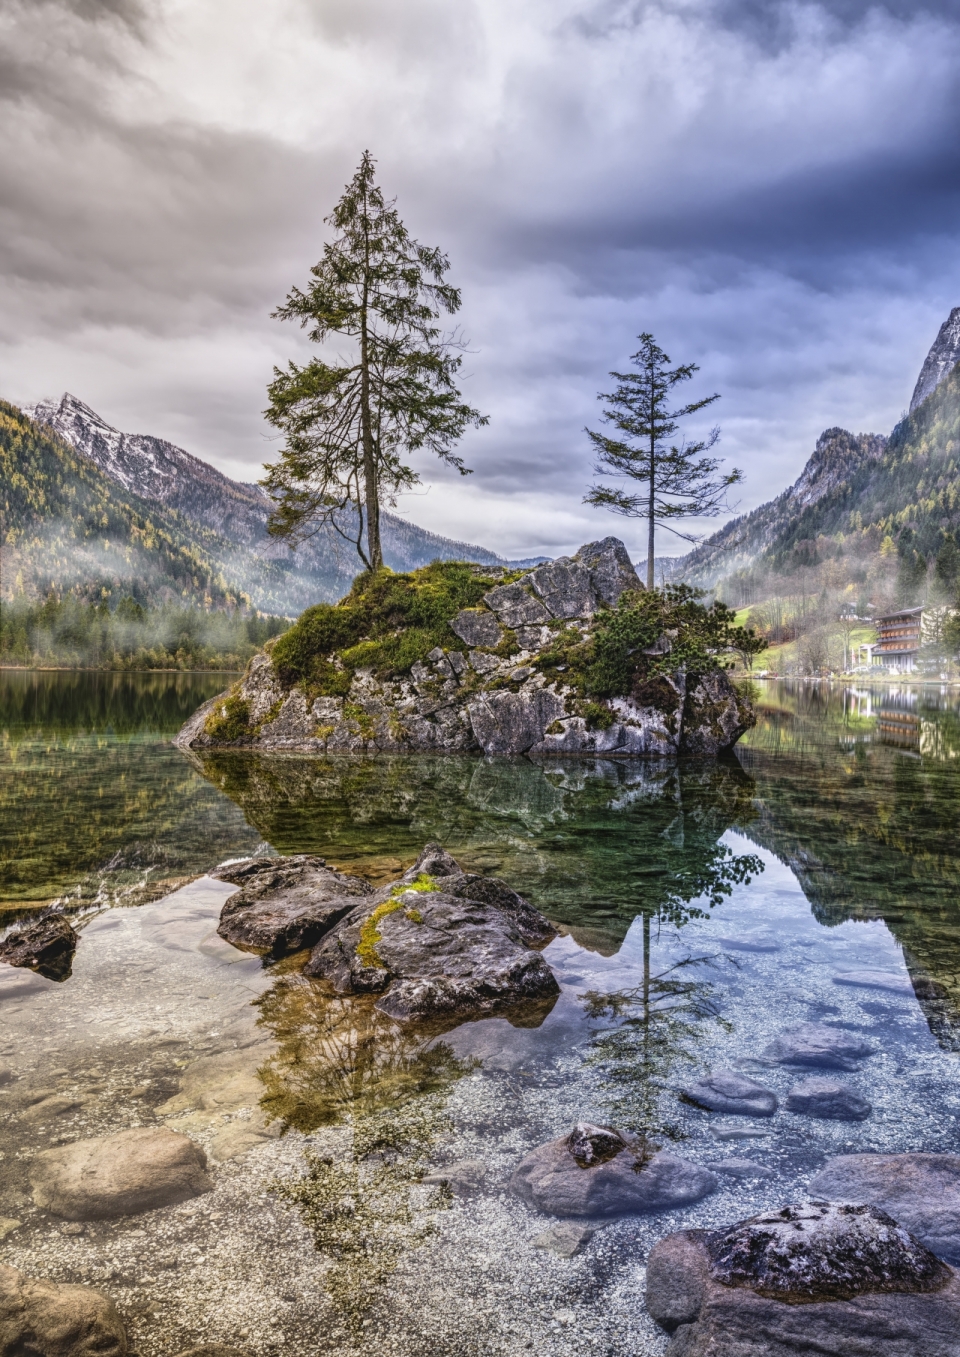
[3,0,960,561]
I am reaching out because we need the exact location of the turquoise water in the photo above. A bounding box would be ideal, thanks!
[2,671,960,1355]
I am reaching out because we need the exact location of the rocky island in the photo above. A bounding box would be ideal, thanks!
[176,536,755,758]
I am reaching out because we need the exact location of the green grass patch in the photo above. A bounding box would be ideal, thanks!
[204,691,251,741]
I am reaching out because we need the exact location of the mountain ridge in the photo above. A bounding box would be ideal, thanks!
[23,393,545,613]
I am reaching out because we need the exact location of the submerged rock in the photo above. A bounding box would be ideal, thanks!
[646,1202,959,1357]
[31,1127,212,1220]
[762,1022,876,1072]
[532,1221,596,1257]
[682,1070,778,1117]
[0,1262,128,1357]
[711,1158,776,1180]
[833,969,914,996]
[785,1077,872,1121]
[809,1153,960,1264]
[0,913,77,982]
[510,1125,717,1218]
[303,846,559,1024]
[213,854,372,955]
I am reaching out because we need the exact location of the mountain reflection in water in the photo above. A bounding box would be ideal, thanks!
[738,680,960,1050]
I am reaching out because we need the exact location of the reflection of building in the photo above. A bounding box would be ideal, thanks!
[878,707,921,750]
[872,607,923,671]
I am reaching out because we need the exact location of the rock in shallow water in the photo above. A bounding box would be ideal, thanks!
[682,1070,778,1117]
[785,1077,872,1121]
[762,1022,876,1071]
[532,1222,596,1257]
[711,1158,776,1180]
[809,1153,960,1264]
[213,854,372,955]
[30,1127,212,1220]
[302,844,559,1024]
[510,1126,717,1218]
[646,1202,960,1357]
[0,1261,128,1356]
[0,913,77,981]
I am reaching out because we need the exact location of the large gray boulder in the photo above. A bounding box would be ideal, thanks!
[448,608,502,648]
[646,1202,960,1356]
[762,1022,876,1071]
[212,854,372,955]
[0,914,77,982]
[510,1124,717,1218]
[809,1154,960,1264]
[303,846,559,1024]
[0,1263,128,1357]
[30,1127,212,1220]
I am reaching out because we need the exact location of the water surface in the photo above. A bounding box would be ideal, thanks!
[2,673,959,1355]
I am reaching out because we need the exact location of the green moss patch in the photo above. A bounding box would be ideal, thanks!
[356,873,438,968]
[204,691,251,741]
[269,560,512,696]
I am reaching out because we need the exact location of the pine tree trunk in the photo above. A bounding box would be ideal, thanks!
[359,213,383,572]
[647,431,656,591]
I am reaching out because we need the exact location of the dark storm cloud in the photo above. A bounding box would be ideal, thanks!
[2,0,960,557]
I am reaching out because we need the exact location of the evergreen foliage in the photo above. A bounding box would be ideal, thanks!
[0,593,287,670]
[585,334,740,588]
[262,152,487,571]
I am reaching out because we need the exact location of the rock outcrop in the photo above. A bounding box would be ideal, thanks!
[0,1263,128,1357]
[213,845,559,1026]
[0,913,77,982]
[646,1202,960,1356]
[510,1123,717,1218]
[809,1154,960,1264]
[176,537,755,759]
[30,1127,212,1220]
[911,307,960,413]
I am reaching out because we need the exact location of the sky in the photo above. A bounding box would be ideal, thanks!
[2,0,960,563]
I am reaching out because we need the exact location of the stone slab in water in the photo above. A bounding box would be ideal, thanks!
[510,1126,717,1218]
[809,1153,960,1264]
[833,969,915,995]
[0,1262,128,1357]
[0,913,77,982]
[30,1126,212,1220]
[682,1070,778,1117]
[213,854,372,955]
[785,1077,872,1121]
[532,1221,596,1257]
[646,1203,959,1356]
[711,1158,776,1180]
[762,1022,876,1071]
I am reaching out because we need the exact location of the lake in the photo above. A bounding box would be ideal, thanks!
[1,670,959,1355]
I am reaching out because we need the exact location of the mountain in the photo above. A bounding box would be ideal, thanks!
[911,307,960,413]
[0,400,264,609]
[660,307,960,598]
[21,394,543,613]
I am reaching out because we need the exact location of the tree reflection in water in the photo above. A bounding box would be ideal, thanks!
[257,978,477,1330]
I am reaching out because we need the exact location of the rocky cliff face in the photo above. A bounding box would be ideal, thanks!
[659,427,887,588]
[27,394,540,612]
[910,307,960,413]
[177,537,754,759]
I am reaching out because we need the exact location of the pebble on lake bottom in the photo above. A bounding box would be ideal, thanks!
[532,1222,596,1257]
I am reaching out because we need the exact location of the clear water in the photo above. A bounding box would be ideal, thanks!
[1,672,960,1355]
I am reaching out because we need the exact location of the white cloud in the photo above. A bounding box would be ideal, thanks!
[2,0,960,559]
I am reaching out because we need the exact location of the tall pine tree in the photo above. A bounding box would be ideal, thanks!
[585,334,740,589]
[262,153,487,572]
